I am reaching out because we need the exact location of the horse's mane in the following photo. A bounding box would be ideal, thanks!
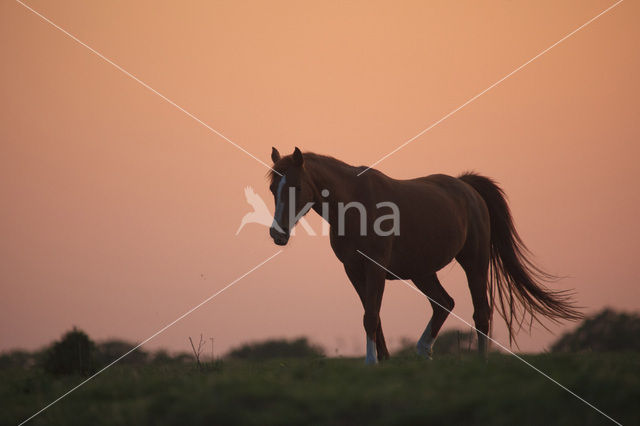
[268,152,360,184]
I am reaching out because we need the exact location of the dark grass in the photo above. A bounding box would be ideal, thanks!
[3,352,638,426]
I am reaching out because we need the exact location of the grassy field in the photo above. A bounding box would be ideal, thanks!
[3,352,638,426]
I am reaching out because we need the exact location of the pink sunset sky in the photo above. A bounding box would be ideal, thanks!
[1,0,639,357]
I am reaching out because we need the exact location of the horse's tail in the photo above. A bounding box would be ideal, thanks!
[458,172,583,345]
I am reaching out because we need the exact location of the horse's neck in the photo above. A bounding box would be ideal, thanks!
[305,157,358,223]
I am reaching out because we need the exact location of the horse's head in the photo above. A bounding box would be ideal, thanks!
[268,147,315,246]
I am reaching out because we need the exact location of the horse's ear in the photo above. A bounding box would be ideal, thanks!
[271,147,281,163]
[293,147,304,166]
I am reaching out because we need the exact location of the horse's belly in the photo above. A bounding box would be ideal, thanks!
[388,215,466,277]
[387,248,456,279]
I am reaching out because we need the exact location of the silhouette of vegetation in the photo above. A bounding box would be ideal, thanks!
[96,339,149,366]
[0,350,40,370]
[3,325,640,424]
[4,353,639,425]
[159,352,195,364]
[226,337,324,360]
[42,327,97,376]
[551,308,640,352]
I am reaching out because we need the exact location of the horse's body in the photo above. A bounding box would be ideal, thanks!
[268,148,582,363]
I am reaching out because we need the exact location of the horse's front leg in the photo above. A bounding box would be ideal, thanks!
[344,264,390,361]
[363,265,386,365]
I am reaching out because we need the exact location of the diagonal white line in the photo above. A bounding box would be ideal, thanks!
[356,250,621,425]
[18,250,283,426]
[14,0,282,176]
[357,0,624,176]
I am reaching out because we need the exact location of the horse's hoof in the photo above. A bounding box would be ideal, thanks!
[416,344,433,360]
[365,356,378,365]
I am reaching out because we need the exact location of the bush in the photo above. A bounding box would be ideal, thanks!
[0,350,36,370]
[226,337,324,360]
[43,327,97,375]
[96,339,148,366]
[551,308,640,352]
[151,350,193,364]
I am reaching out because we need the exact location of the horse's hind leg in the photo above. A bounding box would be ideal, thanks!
[457,255,491,357]
[374,322,390,360]
[413,273,454,359]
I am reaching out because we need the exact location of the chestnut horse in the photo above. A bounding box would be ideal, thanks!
[268,147,582,363]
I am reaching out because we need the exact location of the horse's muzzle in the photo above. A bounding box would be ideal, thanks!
[270,226,290,246]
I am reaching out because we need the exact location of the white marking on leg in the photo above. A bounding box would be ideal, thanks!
[365,336,377,364]
[416,321,436,359]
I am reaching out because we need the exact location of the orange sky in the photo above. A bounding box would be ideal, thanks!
[1,0,639,356]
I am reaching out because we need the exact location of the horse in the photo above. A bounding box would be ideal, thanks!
[268,147,582,364]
